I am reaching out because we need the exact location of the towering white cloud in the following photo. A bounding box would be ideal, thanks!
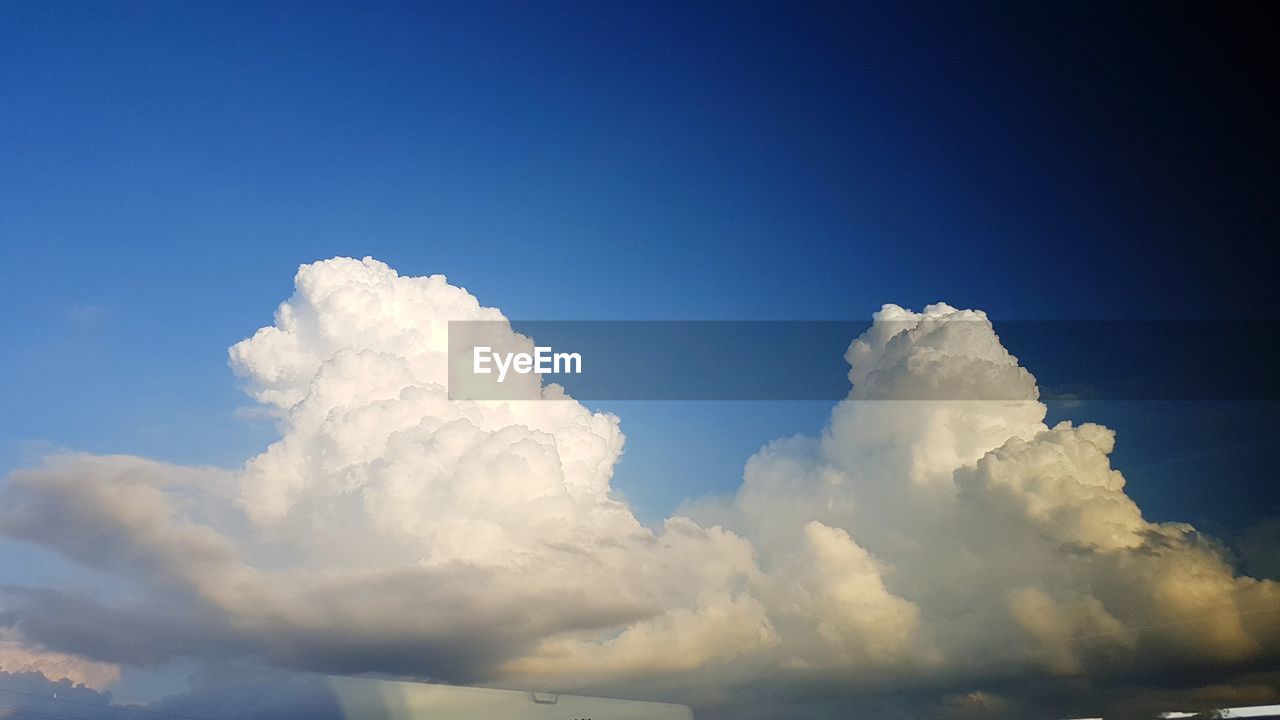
[1,258,1276,717]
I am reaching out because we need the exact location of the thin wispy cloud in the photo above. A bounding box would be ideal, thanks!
[65,304,108,327]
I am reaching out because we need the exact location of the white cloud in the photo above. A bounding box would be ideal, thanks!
[1,257,1276,716]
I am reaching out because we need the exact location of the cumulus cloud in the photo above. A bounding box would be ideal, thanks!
[1,257,1276,717]
[0,629,120,690]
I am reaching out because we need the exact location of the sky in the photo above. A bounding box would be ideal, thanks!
[1,2,1279,718]
[2,0,1277,527]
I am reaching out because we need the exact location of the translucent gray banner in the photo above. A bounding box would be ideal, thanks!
[447,321,1280,401]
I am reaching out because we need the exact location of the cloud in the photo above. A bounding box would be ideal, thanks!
[0,629,120,690]
[1238,517,1280,581]
[1,258,1277,717]
[66,303,108,327]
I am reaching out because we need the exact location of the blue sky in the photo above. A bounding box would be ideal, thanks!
[2,2,1280,712]
[2,0,1277,533]
[1,2,1276,488]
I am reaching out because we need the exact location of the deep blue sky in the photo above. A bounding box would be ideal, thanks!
[2,2,1277,535]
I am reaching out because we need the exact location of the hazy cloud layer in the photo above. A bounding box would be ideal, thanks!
[2,257,1277,717]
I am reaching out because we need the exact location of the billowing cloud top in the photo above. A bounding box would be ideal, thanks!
[2,258,1277,717]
